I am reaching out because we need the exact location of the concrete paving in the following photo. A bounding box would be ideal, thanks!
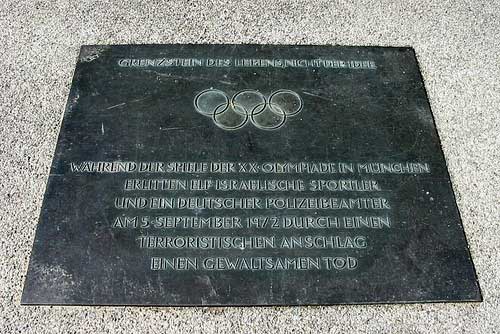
[0,0,498,333]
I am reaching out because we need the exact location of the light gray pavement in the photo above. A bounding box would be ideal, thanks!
[1,1,499,333]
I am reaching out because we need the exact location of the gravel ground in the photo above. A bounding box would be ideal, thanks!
[1,1,499,333]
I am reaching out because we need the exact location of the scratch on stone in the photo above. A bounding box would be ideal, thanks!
[104,97,149,111]
[407,131,422,152]
[202,275,218,297]
[101,123,105,135]
[160,126,203,131]
[106,102,126,110]
[160,127,184,131]
[302,91,334,101]
[218,80,235,85]
[131,97,149,103]
[144,69,236,85]
[80,45,110,63]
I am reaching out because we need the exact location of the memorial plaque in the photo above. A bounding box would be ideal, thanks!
[22,44,481,305]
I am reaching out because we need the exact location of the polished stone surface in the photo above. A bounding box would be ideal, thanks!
[21,44,481,306]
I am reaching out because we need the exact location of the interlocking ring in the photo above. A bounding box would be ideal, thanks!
[194,89,303,131]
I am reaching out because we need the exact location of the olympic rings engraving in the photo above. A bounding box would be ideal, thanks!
[194,89,303,131]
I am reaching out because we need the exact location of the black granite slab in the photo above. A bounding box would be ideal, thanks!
[22,44,481,306]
